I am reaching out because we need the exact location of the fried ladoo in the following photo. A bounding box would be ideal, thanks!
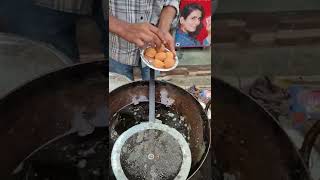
[153,59,164,68]
[155,52,166,61]
[144,47,157,58]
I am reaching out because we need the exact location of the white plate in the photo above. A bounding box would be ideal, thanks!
[140,47,179,72]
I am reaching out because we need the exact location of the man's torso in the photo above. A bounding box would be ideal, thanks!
[109,0,163,66]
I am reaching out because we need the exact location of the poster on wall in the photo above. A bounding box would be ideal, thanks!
[289,85,320,128]
[175,0,211,48]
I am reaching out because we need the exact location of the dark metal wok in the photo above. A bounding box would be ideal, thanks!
[212,78,319,180]
[0,60,318,180]
[0,33,72,98]
[109,81,211,179]
[0,61,108,179]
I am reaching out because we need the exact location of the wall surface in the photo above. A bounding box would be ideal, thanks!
[217,0,320,13]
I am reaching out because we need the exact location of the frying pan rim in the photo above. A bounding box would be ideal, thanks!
[0,61,108,177]
[0,60,107,102]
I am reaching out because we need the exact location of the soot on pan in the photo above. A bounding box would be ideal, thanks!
[110,102,191,145]
[13,128,109,180]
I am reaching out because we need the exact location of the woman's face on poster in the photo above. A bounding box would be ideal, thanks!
[180,9,202,33]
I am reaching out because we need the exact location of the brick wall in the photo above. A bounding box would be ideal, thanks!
[214,11,320,47]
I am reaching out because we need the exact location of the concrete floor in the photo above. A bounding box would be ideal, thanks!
[178,48,211,66]
[164,48,212,89]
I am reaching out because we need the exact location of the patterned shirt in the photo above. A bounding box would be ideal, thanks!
[109,0,180,66]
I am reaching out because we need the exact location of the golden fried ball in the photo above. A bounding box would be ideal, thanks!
[155,52,166,61]
[144,47,157,58]
[164,58,175,69]
[153,59,164,68]
[166,51,174,59]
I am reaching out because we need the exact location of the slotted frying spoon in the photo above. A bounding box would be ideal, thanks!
[111,68,192,180]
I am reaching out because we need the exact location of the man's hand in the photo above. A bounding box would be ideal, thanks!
[161,30,176,55]
[121,22,166,48]
[109,16,166,48]
[158,5,178,55]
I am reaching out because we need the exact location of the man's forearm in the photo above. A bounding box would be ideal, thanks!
[158,6,177,32]
[109,15,166,48]
[109,16,127,36]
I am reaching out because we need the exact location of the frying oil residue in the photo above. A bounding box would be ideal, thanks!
[110,102,190,144]
[160,89,175,107]
[132,95,148,105]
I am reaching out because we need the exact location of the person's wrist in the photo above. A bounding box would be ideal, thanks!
[116,21,129,38]
[158,23,170,33]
